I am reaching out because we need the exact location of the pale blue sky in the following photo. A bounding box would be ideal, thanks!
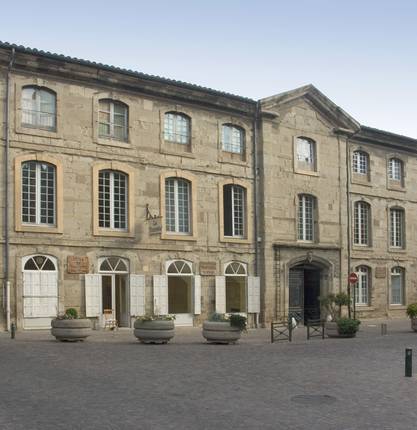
[2,0,417,137]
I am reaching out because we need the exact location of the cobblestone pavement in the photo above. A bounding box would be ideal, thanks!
[0,319,416,430]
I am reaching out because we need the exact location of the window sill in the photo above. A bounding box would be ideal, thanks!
[15,124,63,140]
[355,305,374,311]
[351,178,372,187]
[387,184,406,192]
[388,248,407,253]
[294,169,319,177]
[96,137,131,148]
[220,237,250,244]
[160,149,195,159]
[352,245,372,250]
[16,225,63,234]
[160,233,197,241]
[389,305,406,310]
[93,229,134,238]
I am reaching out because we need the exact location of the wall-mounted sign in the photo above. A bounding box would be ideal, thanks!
[148,217,162,235]
[67,256,89,274]
[375,266,386,278]
[200,262,217,276]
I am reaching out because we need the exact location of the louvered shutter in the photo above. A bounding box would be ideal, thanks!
[153,275,168,315]
[215,276,226,314]
[247,276,261,313]
[193,275,201,315]
[85,274,101,317]
[130,274,145,317]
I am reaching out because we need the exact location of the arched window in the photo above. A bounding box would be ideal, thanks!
[390,208,405,248]
[165,178,191,234]
[223,184,246,238]
[355,266,370,306]
[354,201,370,246]
[99,99,128,141]
[99,257,129,273]
[225,261,247,276]
[224,262,247,313]
[352,151,369,175]
[298,194,316,241]
[23,255,57,271]
[222,124,244,154]
[296,137,316,171]
[167,260,193,275]
[388,158,403,183]
[21,86,56,131]
[164,112,190,144]
[22,161,56,226]
[391,267,405,305]
[98,170,128,230]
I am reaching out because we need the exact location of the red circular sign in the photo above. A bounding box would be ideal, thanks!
[348,272,358,284]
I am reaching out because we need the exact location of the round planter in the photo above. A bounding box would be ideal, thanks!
[411,318,417,332]
[134,320,175,344]
[202,321,241,344]
[325,321,356,338]
[51,319,92,342]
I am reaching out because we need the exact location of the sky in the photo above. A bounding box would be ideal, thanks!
[2,0,417,137]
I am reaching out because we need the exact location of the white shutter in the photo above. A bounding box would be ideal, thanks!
[40,272,58,297]
[130,274,145,317]
[247,276,261,313]
[193,275,201,315]
[153,275,168,315]
[23,272,37,296]
[85,274,101,317]
[215,276,226,314]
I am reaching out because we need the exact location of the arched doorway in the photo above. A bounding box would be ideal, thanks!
[166,260,193,326]
[98,257,129,327]
[22,255,58,329]
[225,262,247,313]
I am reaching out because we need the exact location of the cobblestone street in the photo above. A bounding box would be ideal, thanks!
[0,319,416,430]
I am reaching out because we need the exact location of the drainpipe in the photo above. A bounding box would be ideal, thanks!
[4,48,15,331]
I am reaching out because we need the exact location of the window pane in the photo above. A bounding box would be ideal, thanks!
[21,87,56,131]
[353,151,368,175]
[22,161,37,223]
[232,186,244,236]
[390,209,404,248]
[297,138,315,170]
[354,202,369,245]
[222,125,243,154]
[165,178,190,233]
[389,158,402,181]
[99,171,111,228]
[355,266,369,305]
[391,268,404,305]
[298,195,314,241]
[223,185,233,236]
[164,113,190,144]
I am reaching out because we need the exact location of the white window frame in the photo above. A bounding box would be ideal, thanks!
[165,178,191,234]
[390,208,404,248]
[388,158,403,182]
[222,124,244,154]
[224,185,246,238]
[21,86,57,131]
[390,267,404,305]
[99,100,128,141]
[354,201,370,246]
[298,194,315,241]
[355,266,369,306]
[164,113,190,145]
[352,151,369,175]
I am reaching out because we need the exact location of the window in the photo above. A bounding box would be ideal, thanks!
[355,266,370,306]
[99,100,128,141]
[164,113,190,145]
[390,208,405,248]
[225,262,247,313]
[391,267,404,305]
[222,125,244,154]
[298,194,315,241]
[352,151,369,175]
[165,178,191,234]
[354,201,370,245]
[21,161,56,226]
[98,170,128,230]
[296,137,316,171]
[21,86,56,131]
[223,185,246,237]
[388,158,403,183]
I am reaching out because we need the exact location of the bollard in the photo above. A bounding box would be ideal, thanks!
[10,322,16,339]
[405,348,412,377]
[381,323,387,336]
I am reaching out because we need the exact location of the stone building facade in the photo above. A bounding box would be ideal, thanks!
[0,42,416,330]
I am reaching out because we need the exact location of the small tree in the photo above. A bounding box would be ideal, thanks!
[320,292,350,320]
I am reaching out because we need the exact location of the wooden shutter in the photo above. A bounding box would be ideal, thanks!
[85,274,101,317]
[247,276,260,313]
[193,275,201,315]
[215,276,226,314]
[153,275,168,315]
[130,274,145,317]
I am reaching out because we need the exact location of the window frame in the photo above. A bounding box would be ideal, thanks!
[389,207,405,249]
[294,136,318,175]
[297,194,316,242]
[221,124,245,155]
[390,267,405,305]
[98,99,128,142]
[355,266,370,306]
[352,150,369,176]
[353,201,371,246]
[163,112,191,145]
[165,177,191,235]
[21,86,57,132]
[223,184,246,239]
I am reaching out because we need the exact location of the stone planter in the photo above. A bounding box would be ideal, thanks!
[325,321,356,338]
[51,319,92,342]
[202,321,241,344]
[411,318,417,332]
[134,320,175,344]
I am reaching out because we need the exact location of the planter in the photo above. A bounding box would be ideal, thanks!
[411,318,417,332]
[202,321,241,344]
[134,320,175,344]
[51,319,92,342]
[325,321,356,338]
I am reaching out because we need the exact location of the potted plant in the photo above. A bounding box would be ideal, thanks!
[320,293,360,338]
[51,308,92,342]
[134,314,175,344]
[406,303,417,332]
[202,313,247,344]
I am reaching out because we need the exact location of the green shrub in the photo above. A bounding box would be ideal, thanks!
[229,314,247,331]
[65,308,78,319]
[208,312,228,322]
[136,314,175,322]
[337,318,360,335]
[406,303,417,319]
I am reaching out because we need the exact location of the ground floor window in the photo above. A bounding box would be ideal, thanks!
[225,262,247,313]
[391,267,404,305]
[355,266,370,306]
[167,260,193,315]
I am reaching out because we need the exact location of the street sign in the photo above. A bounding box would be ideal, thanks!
[348,272,358,284]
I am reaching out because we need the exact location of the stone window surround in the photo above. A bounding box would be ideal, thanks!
[354,265,371,307]
[218,178,252,244]
[351,148,371,184]
[352,198,372,248]
[218,119,249,165]
[386,153,406,191]
[92,161,135,237]
[387,205,406,251]
[14,79,63,140]
[14,153,64,234]
[93,92,132,148]
[159,170,198,241]
[296,193,319,243]
[293,135,319,176]
[389,265,406,307]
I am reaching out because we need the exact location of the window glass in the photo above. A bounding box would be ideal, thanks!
[165,178,191,234]
[388,158,403,182]
[354,201,369,245]
[352,151,368,175]
[355,266,369,305]
[296,138,315,171]
[390,208,404,248]
[21,87,56,131]
[298,195,314,241]
[98,100,128,141]
[222,125,244,154]
[223,185,245,237]
[164,113,190,144]
[391,267,404,305]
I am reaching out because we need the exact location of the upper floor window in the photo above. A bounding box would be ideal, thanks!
[22,161,56,226]
[355,266,370,306]
[222,125,244,154]
[165,178,191,234]
[223,184,246,238]
[352,151,369,175]
[298,194,316,241]
[164,113,190,145]
[99,100,128,141]
[388,158,403,183]
[390,208,405,248]
[391,267,404,305]
[296,137,316,171]
[98,170,128,230]
[21,86,56,131]
[354,201,370,246]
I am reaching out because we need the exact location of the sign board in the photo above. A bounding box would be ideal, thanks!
[375,266,387,279]
[199,262,217,276]
[148,217,162,235]
[67,256,89,274]
[348,272,358,284]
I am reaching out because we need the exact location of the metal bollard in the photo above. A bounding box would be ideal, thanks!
[10,323,16,339]
[381,323,387,336]
[405,348,412,377]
